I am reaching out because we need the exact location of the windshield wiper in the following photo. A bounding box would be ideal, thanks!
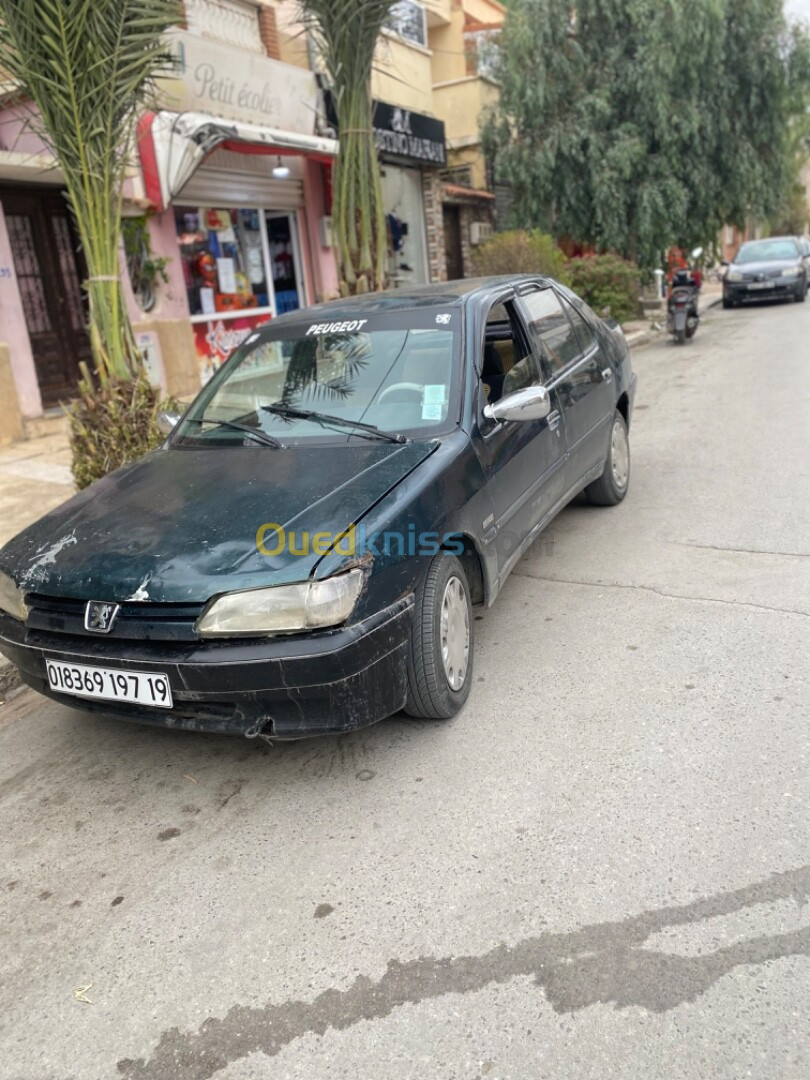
[261,404,409,444]
[182,418,285,448]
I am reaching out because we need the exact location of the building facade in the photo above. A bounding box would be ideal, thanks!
[0,0,508,440]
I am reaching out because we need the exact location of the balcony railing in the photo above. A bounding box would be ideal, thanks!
[185,0,263,54]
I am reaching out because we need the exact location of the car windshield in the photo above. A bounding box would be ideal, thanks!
[735,239,799,264]
[174,306,461,447]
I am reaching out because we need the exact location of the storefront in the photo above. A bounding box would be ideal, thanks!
[325,94,447,288]
[135,30,338,387]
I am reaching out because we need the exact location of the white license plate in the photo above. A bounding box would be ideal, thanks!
[46,659,172,708]
[747,282,771,290]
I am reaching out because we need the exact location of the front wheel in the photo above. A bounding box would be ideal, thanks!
[585,410,630,506]
[405,553,473,719]
[722,296,734,309]
[796,281,807,303]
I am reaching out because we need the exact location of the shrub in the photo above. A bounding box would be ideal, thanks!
[565,254,641,324]
[66,365,178,490]
[469,229,570,283]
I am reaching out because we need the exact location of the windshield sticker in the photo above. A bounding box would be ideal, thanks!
[422,383,447,420]
[305,319,368,336]
[435,313,451,324]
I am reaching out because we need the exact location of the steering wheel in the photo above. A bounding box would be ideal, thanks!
[377,382,423,404]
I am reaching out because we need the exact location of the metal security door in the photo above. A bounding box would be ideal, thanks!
[3,188,91,405]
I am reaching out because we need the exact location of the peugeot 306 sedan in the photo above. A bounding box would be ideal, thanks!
[0,277,636,739]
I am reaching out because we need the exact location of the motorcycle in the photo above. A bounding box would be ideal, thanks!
[667,247,703,345]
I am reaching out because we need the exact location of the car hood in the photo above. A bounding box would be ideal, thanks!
[730,258,801,274]
[0,442,436,603]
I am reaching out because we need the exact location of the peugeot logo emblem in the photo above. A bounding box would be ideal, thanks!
[84,601,120,634]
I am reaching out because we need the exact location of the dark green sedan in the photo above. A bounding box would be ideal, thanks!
[0,276,636,739]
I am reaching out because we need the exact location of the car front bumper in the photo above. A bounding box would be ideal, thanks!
[724,278,803,302]
[0,597,413,739]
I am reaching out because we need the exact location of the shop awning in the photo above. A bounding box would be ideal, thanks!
[137,111,338,212]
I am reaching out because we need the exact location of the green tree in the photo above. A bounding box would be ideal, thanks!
[486,0,810,267]
[300,0,394,295]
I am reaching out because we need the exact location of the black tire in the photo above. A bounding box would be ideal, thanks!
[722,297,733,309]
[585,410,630,507]
[796,282,807,303]
[404,553,473,719]
[675,326,686,344]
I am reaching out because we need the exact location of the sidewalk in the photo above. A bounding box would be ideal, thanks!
[0,419,75,550]
[622,279,722,348]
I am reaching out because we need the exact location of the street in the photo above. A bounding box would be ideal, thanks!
[1,298,809,1080]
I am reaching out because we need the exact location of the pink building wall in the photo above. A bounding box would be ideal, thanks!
[0,201,42,417]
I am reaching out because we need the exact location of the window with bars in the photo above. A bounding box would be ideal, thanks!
[386,1,428,48]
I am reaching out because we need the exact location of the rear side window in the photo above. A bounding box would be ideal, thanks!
[521,288,581,372]
[559,294,597,353]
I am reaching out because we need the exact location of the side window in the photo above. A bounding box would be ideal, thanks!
[480,299,541,407]
[521,288,581,373]
[559,294,598,354]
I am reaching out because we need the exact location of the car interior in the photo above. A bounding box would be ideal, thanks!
[481,302,537,404]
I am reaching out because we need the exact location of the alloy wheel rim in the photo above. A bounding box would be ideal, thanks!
[611,419,629,490]
[440,576,469,691]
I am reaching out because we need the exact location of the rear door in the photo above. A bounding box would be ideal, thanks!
[518,286,614,482]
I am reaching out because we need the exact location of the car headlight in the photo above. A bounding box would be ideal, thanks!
[0,571,28,622]
[195,569,364,637]
[781,266,801,278]
[726,270,743,282]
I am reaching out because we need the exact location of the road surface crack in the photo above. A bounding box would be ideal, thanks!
[511,570,809,618]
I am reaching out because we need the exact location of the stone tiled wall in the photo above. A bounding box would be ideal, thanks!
[422,171,447,283]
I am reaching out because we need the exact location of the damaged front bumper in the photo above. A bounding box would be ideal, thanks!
[0,596,413,739]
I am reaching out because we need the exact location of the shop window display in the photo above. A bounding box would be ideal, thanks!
[175,207,270,317]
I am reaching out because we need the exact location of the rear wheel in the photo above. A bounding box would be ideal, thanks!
[585,410,630,506]
[405,553,473,719]
[675,326,686,344]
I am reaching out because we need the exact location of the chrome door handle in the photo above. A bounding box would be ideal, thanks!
[548,409,561,430]
[601,367,613,384]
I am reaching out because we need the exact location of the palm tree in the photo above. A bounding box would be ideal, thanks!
[300,0,394,295]
[0,0,180,487]
[0,0,179,381]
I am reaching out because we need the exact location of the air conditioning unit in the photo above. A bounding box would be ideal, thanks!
[470,221,493,245]
[318,215,334,248]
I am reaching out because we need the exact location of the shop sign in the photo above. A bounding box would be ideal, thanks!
[373,102,446,167]
[194,313,272,385]
[324,93,445,168]
[158,30,319,135]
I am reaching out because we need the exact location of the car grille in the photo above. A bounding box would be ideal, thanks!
[25,593,204,642]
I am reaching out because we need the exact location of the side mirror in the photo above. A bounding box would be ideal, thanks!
[156,410,181,436]
[721,260,729,267]
[484,385,551,423]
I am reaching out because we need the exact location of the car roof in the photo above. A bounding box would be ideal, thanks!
[270,275,555,326]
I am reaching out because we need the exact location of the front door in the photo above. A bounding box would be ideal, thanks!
[2,187,91,406]
[473,296,568,581]
[443,205,463,280]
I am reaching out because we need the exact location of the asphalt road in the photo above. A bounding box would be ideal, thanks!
[1,298,809,1080]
